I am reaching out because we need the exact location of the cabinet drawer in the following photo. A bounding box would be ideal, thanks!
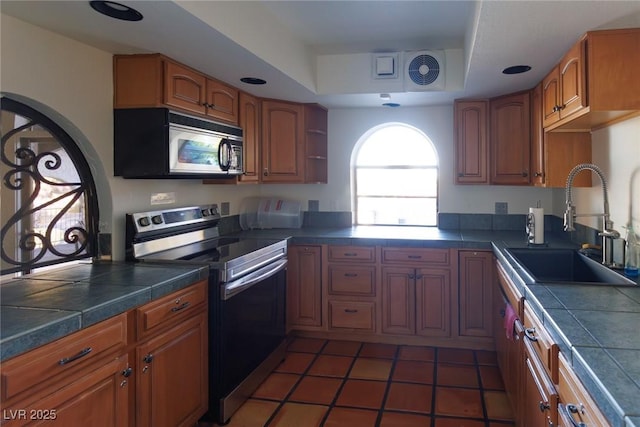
[137,280,207,337]
[557,354,609,427]
[1,312,128,402]
[382,247,450,266]
[523,302,559,383]
[328,266,375,296]
[328,245,376,262]
[328,301,375,331]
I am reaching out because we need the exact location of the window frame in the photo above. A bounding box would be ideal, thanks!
[351,123,439,227]
[1,97,99,275]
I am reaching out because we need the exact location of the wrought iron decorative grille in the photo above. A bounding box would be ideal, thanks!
[1,97,99,275]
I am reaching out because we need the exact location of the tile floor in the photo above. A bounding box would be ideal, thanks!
[206,338,515,427]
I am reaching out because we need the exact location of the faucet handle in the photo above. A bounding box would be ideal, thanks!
[564,205,576,232]
[599,229,620,239]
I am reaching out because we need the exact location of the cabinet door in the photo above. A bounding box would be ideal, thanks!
[454,100,489,184]
[238,92,260,183]
[559,41,586,120]
[523,339,558,427]
[136,313,208,427]
[415,268,451,337]
[287,245,323,328]
[261,100,304,183]
[459,251,493,337]
[492,282,522,419]
[490,92,531,185]
[530,83,545,187]
[163,61,207,115]
[542,66,561,128]
[2,356,130,427]
[381,267,415,335]
[205,79,238,124]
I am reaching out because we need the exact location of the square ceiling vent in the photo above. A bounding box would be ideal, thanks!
[372,53,399,80]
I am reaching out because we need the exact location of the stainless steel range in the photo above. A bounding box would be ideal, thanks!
[125,204,288,424]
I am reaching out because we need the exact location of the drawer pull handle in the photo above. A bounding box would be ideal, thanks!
[344,273,358,277]
[344,309,358,314]
[524,327,538,342]
[408,255,422,259]
[343,252,357,256]
[58,347,92,365]
[559,403,586,427]
[171,301,190,312]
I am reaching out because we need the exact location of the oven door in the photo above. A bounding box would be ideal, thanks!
[212,258,287,418]
[169,124,241,175]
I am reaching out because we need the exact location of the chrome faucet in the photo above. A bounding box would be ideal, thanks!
[564,163,620,267]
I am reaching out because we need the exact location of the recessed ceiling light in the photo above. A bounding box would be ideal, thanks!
[502,65,532,75]
[240,77,267,85]
[382,102,401,108]
[89,1,143,21]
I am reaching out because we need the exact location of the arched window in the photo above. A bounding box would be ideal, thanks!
[1,97,99,276]
[352,123,438,226]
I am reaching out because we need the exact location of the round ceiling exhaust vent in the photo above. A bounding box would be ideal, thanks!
[407,54,440,86]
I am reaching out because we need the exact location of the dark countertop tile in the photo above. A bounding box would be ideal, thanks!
[0,306,80,361]
[570,310,640,350]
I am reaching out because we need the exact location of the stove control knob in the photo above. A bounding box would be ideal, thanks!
[138,217,151,227]
[201,209,210,217]
[151,215,163,225]
[211,206,219,215]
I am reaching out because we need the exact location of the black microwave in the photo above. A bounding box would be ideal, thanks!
[114,108,243,178]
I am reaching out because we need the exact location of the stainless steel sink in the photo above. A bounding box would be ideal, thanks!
[505,248,637,286]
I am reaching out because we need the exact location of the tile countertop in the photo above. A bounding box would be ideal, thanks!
[0,261,209,362]
[235,226,640,427]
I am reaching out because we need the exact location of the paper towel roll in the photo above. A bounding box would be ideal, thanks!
[529,207,545,244]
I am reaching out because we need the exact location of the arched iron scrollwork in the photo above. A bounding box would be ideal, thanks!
[1,97,99,275]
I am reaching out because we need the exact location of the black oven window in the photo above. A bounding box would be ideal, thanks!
[0,97,99,276]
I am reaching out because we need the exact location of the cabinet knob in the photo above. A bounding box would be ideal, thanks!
[522,171,528,177]
[122,367,133,378]
[143,353,154,364]
[263,168,269,176]
[538,400,550,412]
[534,172,543,177]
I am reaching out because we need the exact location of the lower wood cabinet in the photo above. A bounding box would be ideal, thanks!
[557,353,609,427]
[136,312,208,427]
[0,280,208,427]
[458,250,493,337]
[381,266,452,337]
[287,245,323,329]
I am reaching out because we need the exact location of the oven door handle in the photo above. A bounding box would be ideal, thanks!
[221,258,287,300]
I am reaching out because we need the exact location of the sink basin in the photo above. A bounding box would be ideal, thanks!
[505,248,637,286]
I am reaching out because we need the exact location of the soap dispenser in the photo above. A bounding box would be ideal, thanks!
[624,224,639,277]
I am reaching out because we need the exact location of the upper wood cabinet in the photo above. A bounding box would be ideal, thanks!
[490,91,531,185]
[454,100,489,184]
[542,41,586,128]
[114,54,239,125]
[238,92,260,183]
[543,28,640,131]
[532,83,592,188]
[261,100,305,183]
